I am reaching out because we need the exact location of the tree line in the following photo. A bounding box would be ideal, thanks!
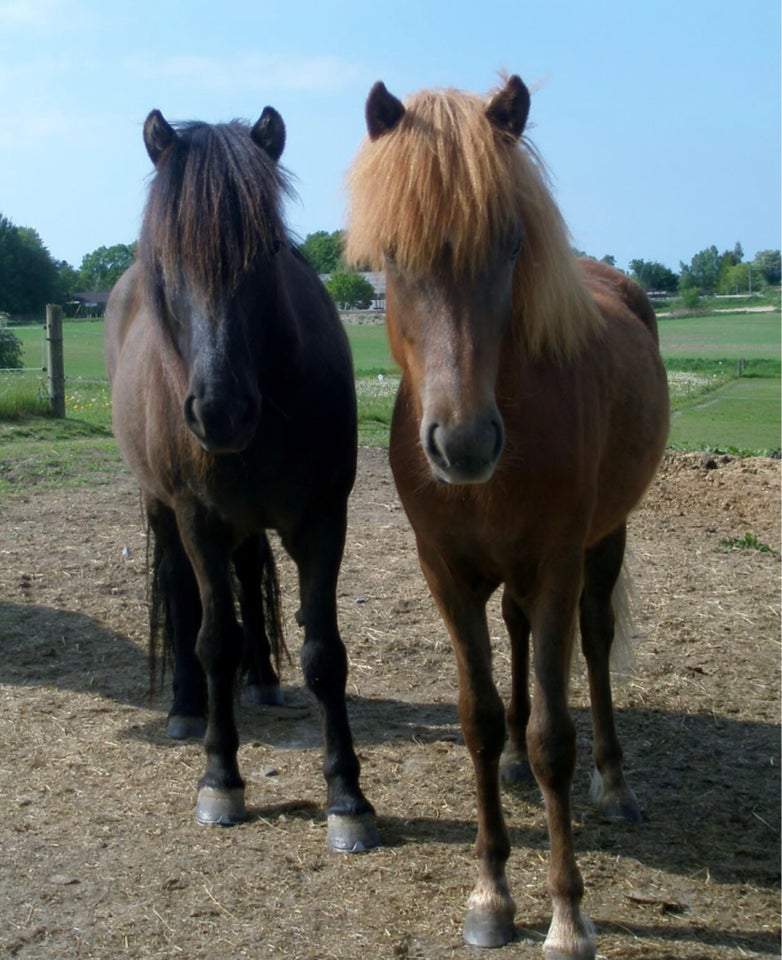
[0,214,779,319]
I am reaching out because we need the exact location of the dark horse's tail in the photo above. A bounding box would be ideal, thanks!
[148,530,287,695]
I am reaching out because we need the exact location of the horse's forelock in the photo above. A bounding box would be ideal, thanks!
[346,89,526,277]
[141,120,293,301]
[346,85,604,360]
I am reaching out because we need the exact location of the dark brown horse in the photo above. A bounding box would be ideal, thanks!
[105,107,378,852]
[347,77,668,956]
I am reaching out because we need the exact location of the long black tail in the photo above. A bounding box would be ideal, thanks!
[256,532,289,678]
[147,529,288,693]
[148,533,169,696]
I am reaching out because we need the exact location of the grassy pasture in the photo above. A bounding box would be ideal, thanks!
[657,310,780,360]
[1,310,779,456]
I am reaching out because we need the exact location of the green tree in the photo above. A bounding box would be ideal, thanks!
[628,259,679,293]
[679,284,701,309]
[324,270,375,310]
[57,261,79,301]
[680,245,721,293]
[77,243,135,290]
[299,230,344,273]
[753,249,781,286]
[717,262,763,295]
[0,214,62,315]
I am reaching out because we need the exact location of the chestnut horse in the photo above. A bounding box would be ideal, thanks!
[347,77,668,956]
[105,107,378,852]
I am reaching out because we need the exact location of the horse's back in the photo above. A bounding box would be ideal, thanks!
[104,262,145,382]
[280,248,354,376]
[276,248,358,454]
[579,258,660,346]
[573,259,668,540]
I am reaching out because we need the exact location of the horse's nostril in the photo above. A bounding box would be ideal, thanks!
[425,422,447,466]
[183,394,199,431]
[491,419,505,462]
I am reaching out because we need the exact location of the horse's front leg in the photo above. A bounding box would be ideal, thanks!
[421,553,515,948]
[284,506,379,853]
[527,561,595,960]
[177,505,246,826]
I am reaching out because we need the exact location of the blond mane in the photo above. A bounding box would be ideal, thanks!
[346,85,604,360]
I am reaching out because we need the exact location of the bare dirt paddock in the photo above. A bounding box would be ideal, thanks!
[0,447,779,960]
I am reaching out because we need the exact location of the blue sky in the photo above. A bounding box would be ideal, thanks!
[1,0,779,273]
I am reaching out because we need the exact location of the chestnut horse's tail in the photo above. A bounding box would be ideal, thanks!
[610,562,638,679]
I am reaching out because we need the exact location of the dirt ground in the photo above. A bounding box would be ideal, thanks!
[0,447,779,960]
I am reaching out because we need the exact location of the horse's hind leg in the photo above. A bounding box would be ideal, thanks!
[284,506,379,853]
[146,498,206,740]
[234,534,284,707]
[500,589,534,785]
[580,524,642,823]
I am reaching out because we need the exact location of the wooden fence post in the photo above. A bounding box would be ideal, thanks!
[45,304,65,418]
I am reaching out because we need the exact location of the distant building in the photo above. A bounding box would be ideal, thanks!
[70,291,110,317]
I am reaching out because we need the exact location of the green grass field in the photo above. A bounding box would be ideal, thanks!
[657,310,780,359]
[2,309,780,455]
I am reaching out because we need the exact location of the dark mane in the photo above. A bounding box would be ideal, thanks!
[139,119,294,301]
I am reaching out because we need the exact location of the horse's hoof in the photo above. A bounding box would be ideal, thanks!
[500,757,535,786]
[195,786,248,826]
[463,908,516,948]
[544,905,596,959]
[326,812,381,853]
[598,795,644,824]
[590,770,644,823]
[244,683,284,707]
[167,714,206,740]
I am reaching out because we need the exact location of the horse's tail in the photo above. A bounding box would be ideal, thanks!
[148,532,167,697]
[258,532,289,676]
[610,560,638,679]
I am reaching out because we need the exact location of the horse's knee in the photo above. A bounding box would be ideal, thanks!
[196,621,243,677]
[300,633,347,697]
[527,708,576,790]
[460,688,506,759]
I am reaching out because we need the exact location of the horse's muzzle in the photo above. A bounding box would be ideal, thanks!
[183,391,261,454]
[422,415,505,484]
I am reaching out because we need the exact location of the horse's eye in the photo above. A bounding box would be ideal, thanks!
[510,236,523,261]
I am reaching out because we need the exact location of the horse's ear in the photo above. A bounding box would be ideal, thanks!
[486,75,530,140]
[251,107,286,162]
[365,81,405,140]
[144,109,176,166]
